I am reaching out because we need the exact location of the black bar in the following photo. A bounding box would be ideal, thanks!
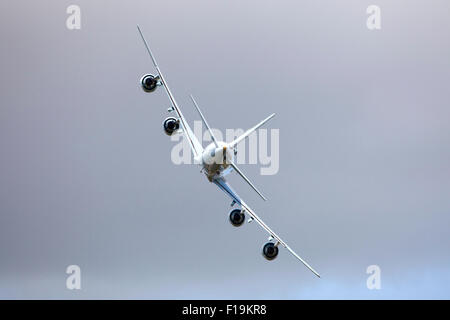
[1,300,448,318]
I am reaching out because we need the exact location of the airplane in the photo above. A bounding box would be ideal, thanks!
[137,25,320,277]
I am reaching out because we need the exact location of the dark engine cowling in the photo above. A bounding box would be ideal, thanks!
[229,209,245,227]
[262,242,279,260]
[163,117,180,136]
[140,74,159,92]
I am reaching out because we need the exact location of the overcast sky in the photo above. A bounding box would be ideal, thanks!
[0,0,449,299]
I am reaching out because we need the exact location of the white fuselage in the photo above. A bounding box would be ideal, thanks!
[200,141,234,181]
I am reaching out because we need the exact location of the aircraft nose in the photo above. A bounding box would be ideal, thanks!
[222,145,234,165]
[223,146,227,163]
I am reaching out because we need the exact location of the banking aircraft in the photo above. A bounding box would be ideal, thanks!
[137,26,320,277]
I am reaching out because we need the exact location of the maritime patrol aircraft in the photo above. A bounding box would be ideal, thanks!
[137,26,320,277]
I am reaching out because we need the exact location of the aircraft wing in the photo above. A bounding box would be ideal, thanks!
[137,26,203,158]
[213,177,320,277]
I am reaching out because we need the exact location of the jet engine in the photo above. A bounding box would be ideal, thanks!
[163,117,180,136]
[262,242,279,260]
[229,209,245,227]
[140,74,159,92]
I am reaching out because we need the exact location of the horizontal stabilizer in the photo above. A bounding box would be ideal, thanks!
[190,94,219,148]
[229,162,267,201]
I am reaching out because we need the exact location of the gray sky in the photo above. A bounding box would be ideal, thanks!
[1,0,449,299]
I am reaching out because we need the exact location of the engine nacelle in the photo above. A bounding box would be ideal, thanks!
[163,117,180,136]
[140,74,159,92]
[262,242,279,260]
[229,209,245,227]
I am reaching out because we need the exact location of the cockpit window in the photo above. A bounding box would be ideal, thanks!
[210,149,215,157]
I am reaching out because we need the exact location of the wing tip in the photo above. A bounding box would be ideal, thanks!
[310,267,321,278]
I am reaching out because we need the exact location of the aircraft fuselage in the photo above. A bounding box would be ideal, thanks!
[201,142,234,181]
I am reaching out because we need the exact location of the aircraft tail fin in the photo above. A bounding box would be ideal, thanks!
[228,113,275,148]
